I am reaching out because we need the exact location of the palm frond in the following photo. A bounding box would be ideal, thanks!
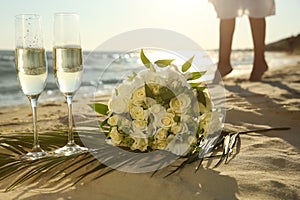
[0,127,290,191]
[166,127,290,174]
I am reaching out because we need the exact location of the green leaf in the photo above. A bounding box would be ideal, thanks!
[189,82,201,88]
[115,88,119,96]
[127,71,137,81]
[187,71,206,80]
[196,86,206,91]
[154,59,175,68]
[173,116,180,123]
[100,118,109,129]
[182,56,194,72]
[145,83,155,99]
[159,87,175,102]
[197,90,206,107]
[140,49,153,69]
[89,103,109,115]
[149,64,156,72]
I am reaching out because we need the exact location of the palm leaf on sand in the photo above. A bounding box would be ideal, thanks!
[0,127,289,191]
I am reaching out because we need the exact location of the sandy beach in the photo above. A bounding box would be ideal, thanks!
[0,64,299,200]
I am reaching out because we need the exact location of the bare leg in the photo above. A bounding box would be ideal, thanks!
[217,18,235,77]
[249,17,268,81]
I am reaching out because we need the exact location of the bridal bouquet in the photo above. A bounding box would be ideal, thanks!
[92,49,221,156]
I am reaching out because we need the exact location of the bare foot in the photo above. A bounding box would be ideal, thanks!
[213,64,233,84]
[249,61,268,81]
[217,64,233,77]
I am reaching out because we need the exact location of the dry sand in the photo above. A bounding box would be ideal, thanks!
[0,65,299,200]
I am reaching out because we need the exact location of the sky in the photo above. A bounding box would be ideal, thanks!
[0,0,299,51]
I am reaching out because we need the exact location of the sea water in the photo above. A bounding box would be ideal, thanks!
[0,49,299,107]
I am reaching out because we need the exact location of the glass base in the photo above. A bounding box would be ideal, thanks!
[21,150,47,160]
[54,143,88,156]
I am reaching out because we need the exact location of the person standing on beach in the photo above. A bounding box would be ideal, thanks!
[210,0,275,81]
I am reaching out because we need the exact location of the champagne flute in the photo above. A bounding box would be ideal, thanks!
[15,14,48,160]
[53,13,87,155]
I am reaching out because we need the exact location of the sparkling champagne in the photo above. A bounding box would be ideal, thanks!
[53,47,83,94]
[15,48,47,95]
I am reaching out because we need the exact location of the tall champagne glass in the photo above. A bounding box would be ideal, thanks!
[53,13,87,155]
[15,14,48,160]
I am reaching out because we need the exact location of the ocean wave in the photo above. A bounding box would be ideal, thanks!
[0,52,14,62]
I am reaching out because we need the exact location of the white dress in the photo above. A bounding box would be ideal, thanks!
[209,0,275,19]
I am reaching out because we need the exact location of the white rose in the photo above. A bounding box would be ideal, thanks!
[149,104,165,115]
[169,97,181,114]
[156,112,175,129]
[163,69,189,88]
[171,122,188,134]
[153,139,168,150]
[133,120,148,131]
[155,128,168,140]
[145,97,156,107]
[178,93,191,111]
[108,96,129,114]
[132,86,146,103]
[131,99,144,106]
[109,127,122,145]
[148,83,161,95]
[107,114,119,126]
[139,70,165,86]
[130,106,145,120]
[131,137,148,151]
[170,93,191,114]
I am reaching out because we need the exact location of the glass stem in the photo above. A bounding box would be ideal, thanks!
[29,96,40,150]
[66,95,75,145]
